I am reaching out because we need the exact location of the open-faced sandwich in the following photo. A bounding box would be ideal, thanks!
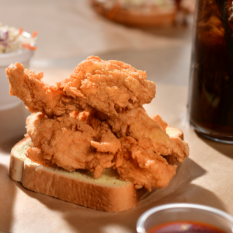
[6,56,189,212]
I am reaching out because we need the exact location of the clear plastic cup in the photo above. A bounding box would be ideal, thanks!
[0,48,34,111]
[137,203,233,233]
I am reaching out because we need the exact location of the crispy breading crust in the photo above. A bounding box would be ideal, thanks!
[6,56,156,117]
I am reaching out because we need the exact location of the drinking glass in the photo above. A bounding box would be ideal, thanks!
[188,0,233,144]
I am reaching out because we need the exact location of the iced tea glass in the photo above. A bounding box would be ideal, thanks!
[188,0,233,144]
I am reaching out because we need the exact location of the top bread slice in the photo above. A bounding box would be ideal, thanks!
[9,137,143,212]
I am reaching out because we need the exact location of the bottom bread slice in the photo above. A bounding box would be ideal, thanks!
[9,137,144,212]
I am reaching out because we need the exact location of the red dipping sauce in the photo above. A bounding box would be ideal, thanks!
[148,221,226,233]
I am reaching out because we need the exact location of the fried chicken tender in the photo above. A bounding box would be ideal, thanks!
[152,114,168,131]
[6,56,155,117]
[26,147,51,167]
[26,111,120,178]
[6,63,87,116]
[6,56,189,191]
[115,137,177,191]
[107,107,189,163]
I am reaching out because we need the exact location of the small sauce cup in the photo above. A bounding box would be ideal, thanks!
[136,203,233,233]
[0,31,35,111]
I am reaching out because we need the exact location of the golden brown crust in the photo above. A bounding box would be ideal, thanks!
[9,137,143,212]
[6,58,156,117]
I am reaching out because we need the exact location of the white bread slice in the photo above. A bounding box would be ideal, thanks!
[166,126,184,140]
[9,137,144,212]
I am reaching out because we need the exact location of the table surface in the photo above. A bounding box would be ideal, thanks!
[1,1,233,233]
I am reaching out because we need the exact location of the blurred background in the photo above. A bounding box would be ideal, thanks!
[1,0,195,85]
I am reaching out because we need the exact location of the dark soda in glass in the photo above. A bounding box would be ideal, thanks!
[188,0,233,143]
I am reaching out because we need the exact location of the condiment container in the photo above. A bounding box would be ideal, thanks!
[0,41,34,110]
[136,203,233,233]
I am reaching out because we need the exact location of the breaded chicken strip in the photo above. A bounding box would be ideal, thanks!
[6,56,189,191]
[107,107,189,163]
[115,137,176,191]
[6,63,88,116]
[6,56,155,117]
[26,111,120,178]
